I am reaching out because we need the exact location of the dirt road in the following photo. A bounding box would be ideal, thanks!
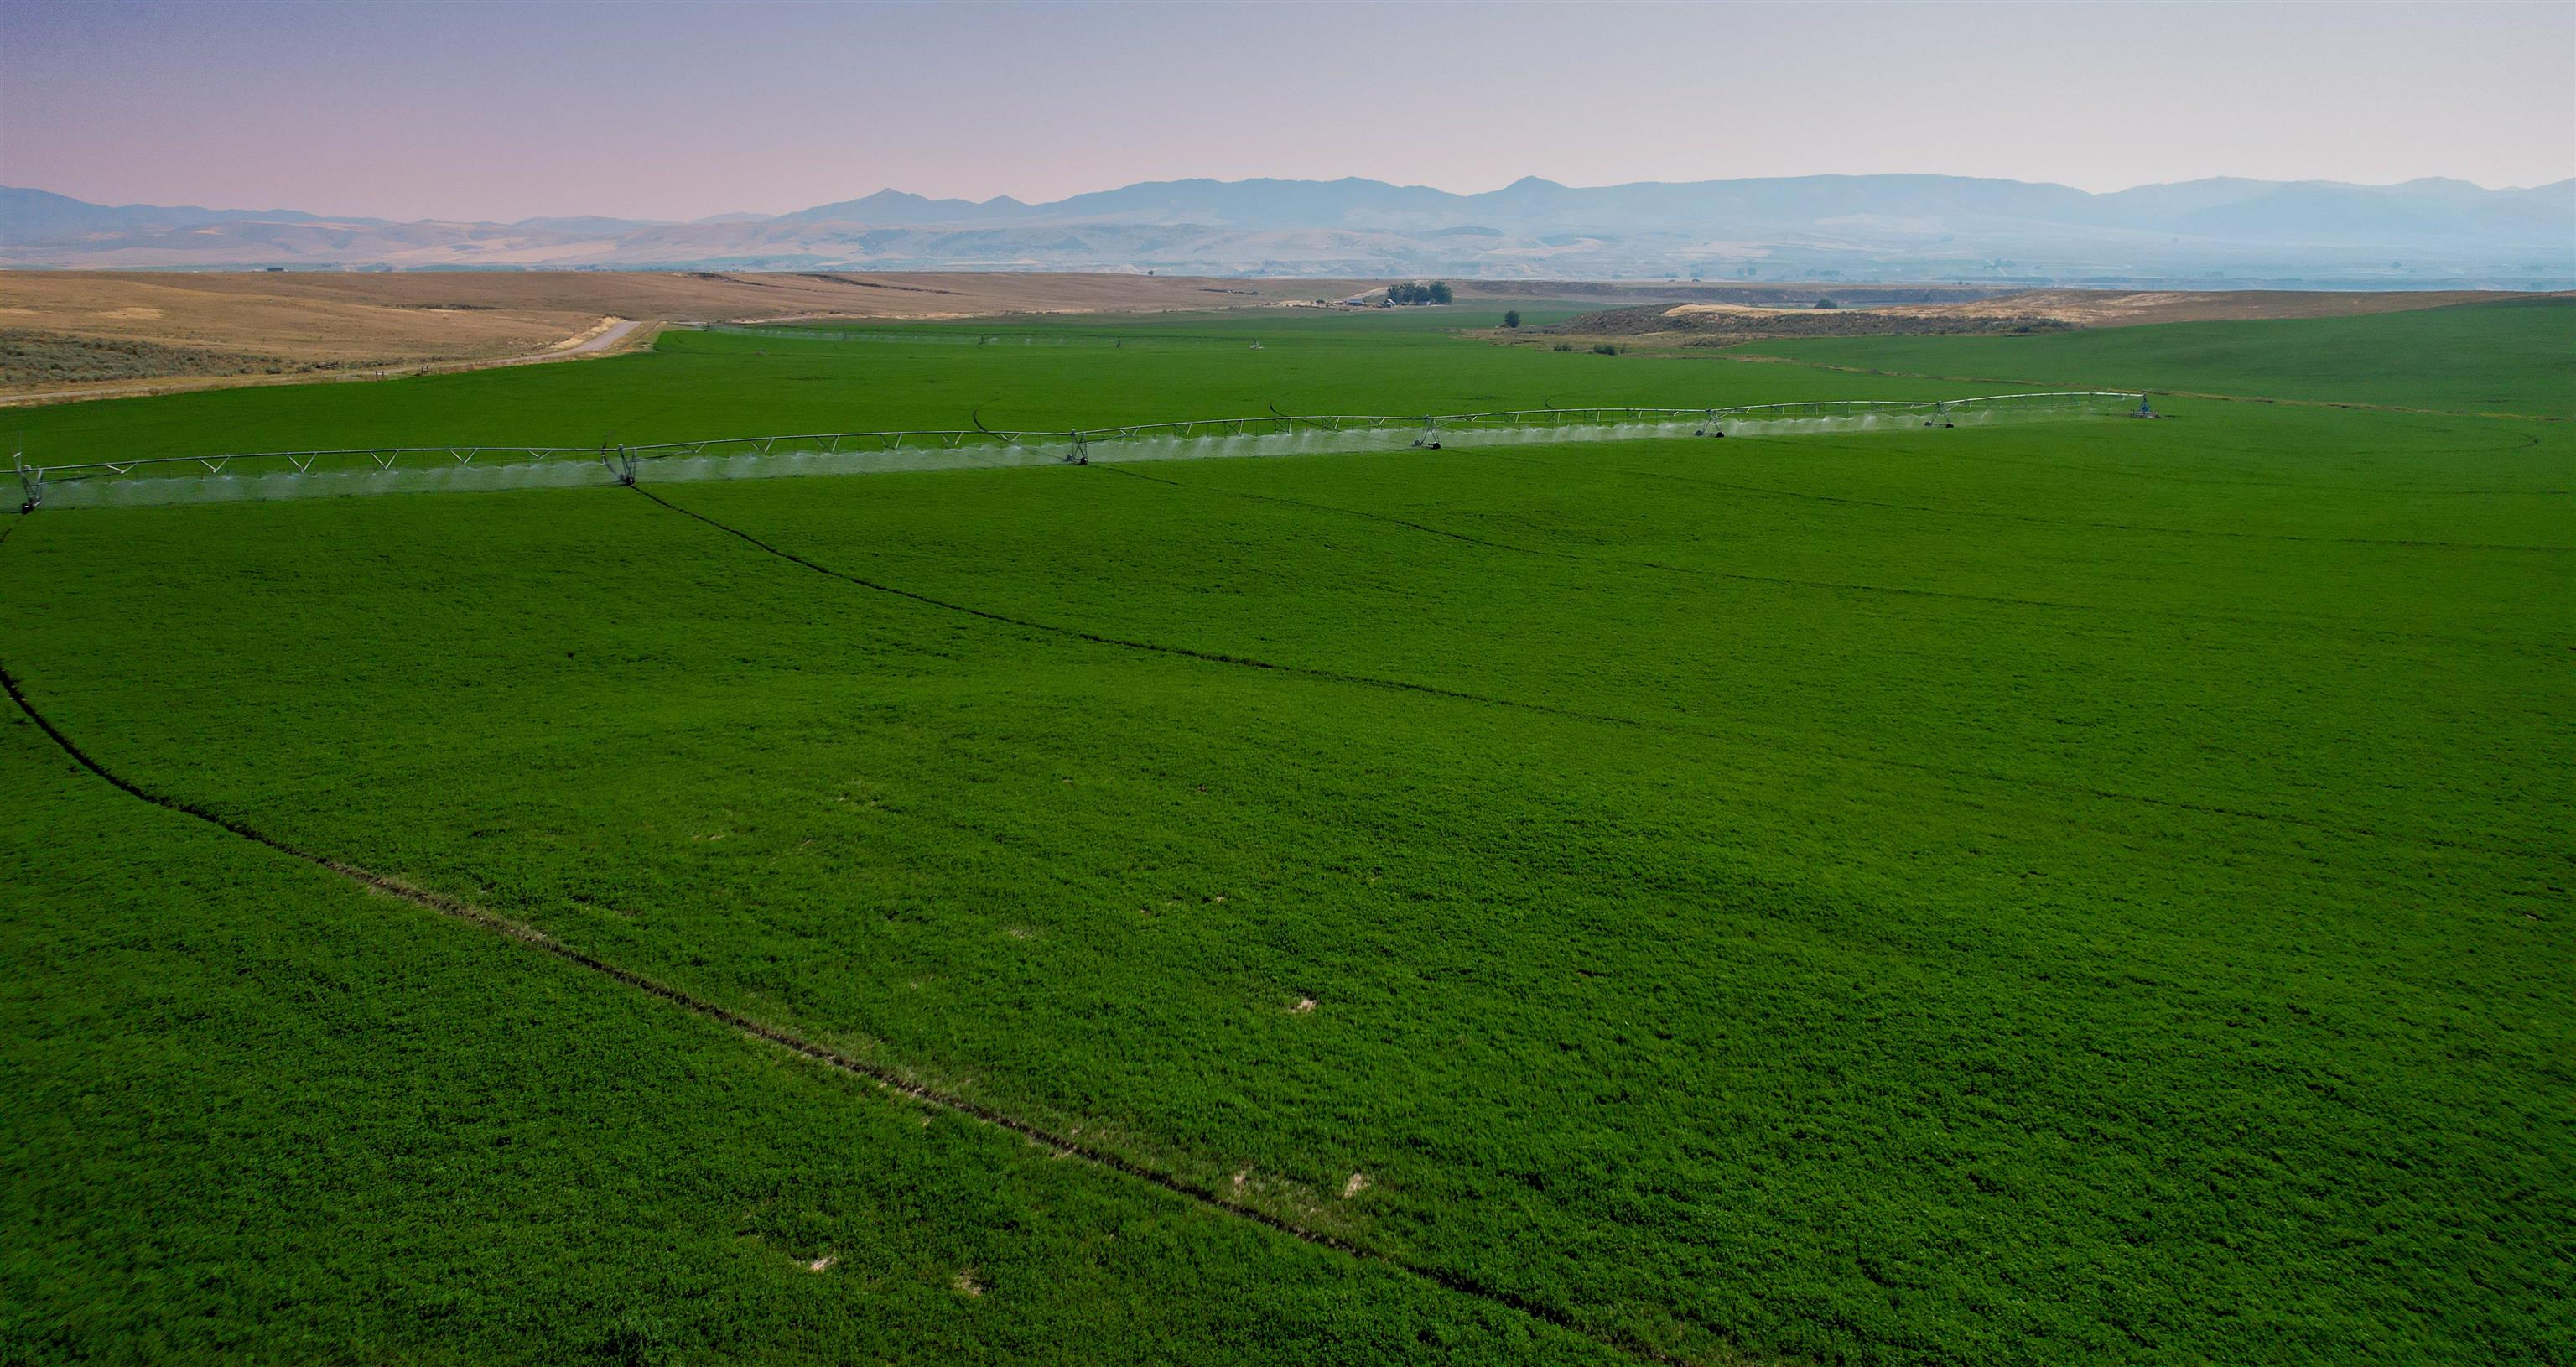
[545,317,641,356]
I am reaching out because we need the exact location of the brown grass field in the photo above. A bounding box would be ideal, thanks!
[0,272,1435,401]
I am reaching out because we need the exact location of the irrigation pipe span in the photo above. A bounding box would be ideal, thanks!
[15,392,2147,509]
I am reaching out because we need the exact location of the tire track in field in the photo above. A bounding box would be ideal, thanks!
[1100,462,2151,617]
[1716,353,2576,424]
[1095,462,2548,655]
[627,489,2557,864]
[1469,449,2571,554]
[1776,441,2570,499]
[630,485,1657,721]
[0,574,1700,1367]
[0,495,2550,1363]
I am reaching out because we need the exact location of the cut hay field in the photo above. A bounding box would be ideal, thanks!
[3,304,2568,1365]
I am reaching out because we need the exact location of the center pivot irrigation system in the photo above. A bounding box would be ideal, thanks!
[13,392,2153,511]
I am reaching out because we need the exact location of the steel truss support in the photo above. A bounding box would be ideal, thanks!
[600,445,640,486]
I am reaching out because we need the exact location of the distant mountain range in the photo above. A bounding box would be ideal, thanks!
[6,175,2571,285]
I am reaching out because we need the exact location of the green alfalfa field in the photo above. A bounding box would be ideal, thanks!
[2,300,2568,1365]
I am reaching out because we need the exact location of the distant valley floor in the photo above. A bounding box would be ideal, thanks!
[0,270,2552,403]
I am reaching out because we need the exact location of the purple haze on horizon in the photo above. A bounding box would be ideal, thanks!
[3,0,2570,224]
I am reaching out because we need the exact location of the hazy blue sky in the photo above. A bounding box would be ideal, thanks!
[5,1,2569,221]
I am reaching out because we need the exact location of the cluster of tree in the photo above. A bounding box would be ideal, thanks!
[1385,280,1453,305]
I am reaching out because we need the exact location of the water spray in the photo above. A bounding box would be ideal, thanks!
[18,392,2144,511]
